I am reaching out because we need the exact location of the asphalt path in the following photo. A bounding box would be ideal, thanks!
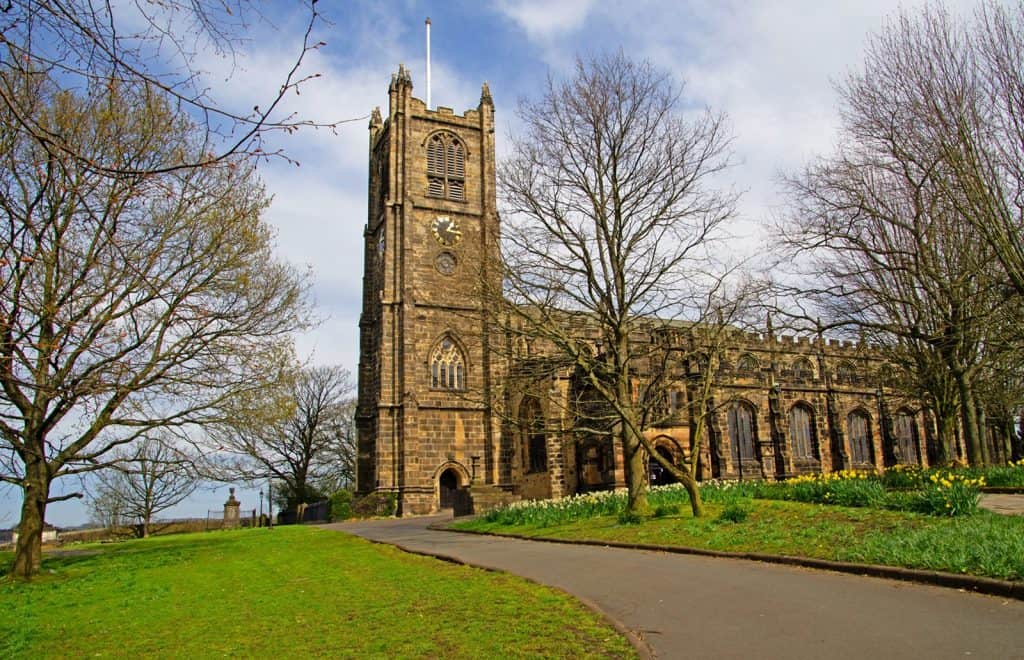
[326,515,1024,659]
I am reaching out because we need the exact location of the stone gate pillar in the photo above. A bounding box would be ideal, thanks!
[223,487,241,528]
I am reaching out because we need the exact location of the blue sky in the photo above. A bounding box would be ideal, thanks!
[2,0,987,528]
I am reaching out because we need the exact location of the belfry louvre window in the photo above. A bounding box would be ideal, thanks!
[427,133,465,201]
[430,338,465,390]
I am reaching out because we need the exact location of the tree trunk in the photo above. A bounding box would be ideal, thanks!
[679,472,704,517]
[12,464,49,579]
[683,408,707,517]
[1000,416,1015,464]
[977,407,991,466]
[936,411,958,465]
[623,428,649,515]
[957,376,983,466]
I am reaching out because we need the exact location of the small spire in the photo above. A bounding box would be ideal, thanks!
[390,65,413,92]
[480,81,493,106]
[369,106,382,130]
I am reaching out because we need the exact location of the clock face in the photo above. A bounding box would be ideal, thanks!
[431,215,462,247]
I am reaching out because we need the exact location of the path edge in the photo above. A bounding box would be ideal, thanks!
[432,521,1024,602]
[348,533,655,660]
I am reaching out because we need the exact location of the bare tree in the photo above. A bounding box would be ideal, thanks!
[497,53,739,515]
[0,72,310,578]
[777,2,1022,466]
[0,1,355,177]
[88,436,200,538]
[86,486,128,531]
[933,2,1024,298]
[212,365,355,508]
[314,397,359,496]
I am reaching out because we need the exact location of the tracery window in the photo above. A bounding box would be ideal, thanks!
[847,410,873,465]
[520,396,547,473]
[426,132,465,201]
[727,402,758,465]
[736,354,759,373]
[788,403,819,460]
[836,361,856,383]
[430,337,465,390]
[793,358,814,380]
[669,390,684,416]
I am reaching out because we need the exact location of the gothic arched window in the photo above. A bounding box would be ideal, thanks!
[520,396,547,473]
[736,353,759,373]
[727,402,758,465]
[836,361,857,383]
[789,403,819,460]
[430,337,465,390]
[793,358,815,380]
[427,132,465,201]
[892,410,920,465]
[847,410,873,465]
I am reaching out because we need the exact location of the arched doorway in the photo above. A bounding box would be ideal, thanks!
[649,445,678,486]
[438,468,460,509]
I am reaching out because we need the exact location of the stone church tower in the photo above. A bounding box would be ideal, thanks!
[356,66,504,514]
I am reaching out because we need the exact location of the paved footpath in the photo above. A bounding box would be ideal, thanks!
[327,515,1024,659]
[981,493,1024,516]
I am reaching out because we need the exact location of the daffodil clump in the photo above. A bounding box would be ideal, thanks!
[880,463,927,489]
[972,458,1024,488]
[774,470,886,508]
[482,483,697,526]
[919,471,985,517]
[483,489,626,526]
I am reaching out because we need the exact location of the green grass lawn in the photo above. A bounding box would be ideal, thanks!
[0,526,635,658]
[454,499,1024,581]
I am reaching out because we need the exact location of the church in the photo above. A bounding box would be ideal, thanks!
[354,67,979,516]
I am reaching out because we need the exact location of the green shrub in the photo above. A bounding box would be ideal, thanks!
[351,492,397,518]
[328,490,354,521]
[716,501,750,523]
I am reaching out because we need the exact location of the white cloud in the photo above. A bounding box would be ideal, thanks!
[496,0,597,40]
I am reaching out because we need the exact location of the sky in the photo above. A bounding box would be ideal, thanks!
[2,0,988,528]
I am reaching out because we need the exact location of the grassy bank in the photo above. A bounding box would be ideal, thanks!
[454,497,1024,581]
[0,527,635,658]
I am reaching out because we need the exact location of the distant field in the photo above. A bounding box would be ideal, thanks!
[0,527,635,658]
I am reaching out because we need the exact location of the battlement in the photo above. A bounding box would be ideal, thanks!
[386,65,490,127]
